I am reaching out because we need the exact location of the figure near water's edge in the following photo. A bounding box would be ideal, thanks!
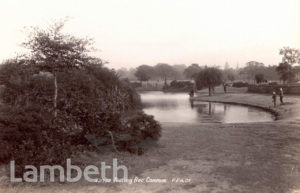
[272,91,277,107]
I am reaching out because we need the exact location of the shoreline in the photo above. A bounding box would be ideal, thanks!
[191,96,280,120]
[192,92,300,122]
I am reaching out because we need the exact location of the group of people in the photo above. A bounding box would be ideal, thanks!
[272,88,284,107]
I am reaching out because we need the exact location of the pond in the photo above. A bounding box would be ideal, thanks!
[140,91,275,123]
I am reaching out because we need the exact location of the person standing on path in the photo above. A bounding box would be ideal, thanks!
[223,83,227,93]
[279,88,284,104]
[272,91,277,107]
[189,89,194,98]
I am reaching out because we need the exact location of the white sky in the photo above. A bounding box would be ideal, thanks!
[0,0,299,69]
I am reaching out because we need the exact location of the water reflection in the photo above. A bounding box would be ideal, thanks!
[141,91,274,123]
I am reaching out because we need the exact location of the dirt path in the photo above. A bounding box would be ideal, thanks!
[2,93,300,193]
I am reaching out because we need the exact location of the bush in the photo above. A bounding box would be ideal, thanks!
[232,81,249,87]
[84,111,161,155]
[0,60,160,174]
[170,80,193,88]
[0,21,161,174]
[0,105,73,176]
[120,111,161,146]
[163,80,193,92]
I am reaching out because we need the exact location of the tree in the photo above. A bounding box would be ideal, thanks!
[196,67,222,96]
[276,62,295,83]
[117,67,136,80]
[134,65,154,82]
[227,73,235,82]
[222,67,236,82]
[23,21,93,117]
[154,63,176,85]
[240,61,264,82]
[280,47,300,66]
[276,47,300,83]
[294,66,300,81]
[184,63,202,79]
[172,64,186,80]
[255,73,264,84]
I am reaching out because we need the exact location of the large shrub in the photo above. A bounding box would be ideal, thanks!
[118,111,161,150]
[232,81,249,87]
[0,22,161,175]
[163,80,194,92]
[0,59,160,175]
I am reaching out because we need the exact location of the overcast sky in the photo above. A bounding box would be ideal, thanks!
[0,0,299,69]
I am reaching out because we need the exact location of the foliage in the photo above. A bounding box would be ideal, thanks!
[195,67,222,96]
[227,73,235,82]
[184,64,202,79]
[276,47,300,83]
[232,81,249,87]
[255,73,265,84]
[120,64,186,81]
[0,22,161,173]
[222,68,236,82]
[172,64,186,80]
[0,105,71,176]
[170,80,193,88]
[120,61,281,83]
[279,47,300,66]
[154,63,177,85]
[240,61,264,82]
[163,80,194,92]
[0,59,145,171]
[116,112,161,153]
[134,65,154,82]
[276,62,295,83]
[117,67,136,80]
[23,21,93,71]
[294,66,300,81]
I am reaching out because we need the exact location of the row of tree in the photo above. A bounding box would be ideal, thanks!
[119,62,280,83]
[117,47,300,85]
[129,63,281,84]
[117,47,299,96]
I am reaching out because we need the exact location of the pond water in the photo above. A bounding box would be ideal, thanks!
[140,91,275,123]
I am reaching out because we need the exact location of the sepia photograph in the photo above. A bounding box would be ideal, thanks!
[0,0,300,192]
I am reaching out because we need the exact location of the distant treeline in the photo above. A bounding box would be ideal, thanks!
[117,62,281,83]
[118,47,300,90]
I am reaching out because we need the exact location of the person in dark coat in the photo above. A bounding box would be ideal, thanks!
[279,88,284,104]
[223,83,227,93]
[272,91,277,107]
[189,90,194,98]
